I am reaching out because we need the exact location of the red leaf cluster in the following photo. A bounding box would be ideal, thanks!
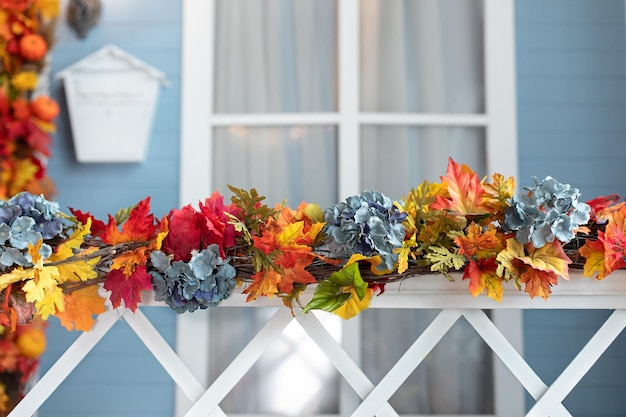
[161,192,241,261]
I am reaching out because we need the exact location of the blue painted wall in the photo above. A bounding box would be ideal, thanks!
[35,0,626,416]
[39,1,181,416]
[517,1,626,416]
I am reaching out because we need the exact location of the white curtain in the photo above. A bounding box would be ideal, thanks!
[208,0,492,414]
[359,1,492,414]
[212,0,338,209]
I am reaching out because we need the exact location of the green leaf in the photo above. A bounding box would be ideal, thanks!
[303,262,368,313]
[113,204,134,225]
[302,280,351,313]
[328,262,367,300]
[227,185,276,236]
[424,245,465,274]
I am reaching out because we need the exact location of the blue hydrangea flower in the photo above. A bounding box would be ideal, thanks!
[0,192,66,270]
[9,192,63,239]
[323,190,406,271]
[150,244,236,313]
[504,176,590,248]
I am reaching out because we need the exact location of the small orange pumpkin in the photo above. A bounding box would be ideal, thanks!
[31,95,59,121]
[19,33,47,61]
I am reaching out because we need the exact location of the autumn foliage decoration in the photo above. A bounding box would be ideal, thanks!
[0,158,624,343]
[0,1,60,413]
[0,0,60,200]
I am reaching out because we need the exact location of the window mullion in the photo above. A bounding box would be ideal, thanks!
[338,0,361,200]
[484,0,518,180]
[359,112,489,127]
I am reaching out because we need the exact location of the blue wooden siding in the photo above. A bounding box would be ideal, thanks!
[39,1,181,416]
[517,1,626,416]
[35,0,626,416]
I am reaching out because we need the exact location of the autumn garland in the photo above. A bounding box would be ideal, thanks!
[0,157,624,340]
[0,0,60,200]
[0,0,61,413]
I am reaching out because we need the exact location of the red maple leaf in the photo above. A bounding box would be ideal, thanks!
[462,257,503,301]
[102,197,156,244]
[586,194,621,221]
[69,208,107,237]
[103,266,153,311]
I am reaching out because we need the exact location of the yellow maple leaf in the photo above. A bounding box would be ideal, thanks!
[496,238,525,278]
[22,241,64,318]
[396,233,418,274]
[22,267,60,304]
[55,286,107,332]
[518,241,572,280]
[50,219,100,283]
[33,285,65,320]
[578,239,607,280]
[154,216,169,250]
[344,253,391,275]
[482,173,516,218]
[0,268,31,292]
[333,287,373,320]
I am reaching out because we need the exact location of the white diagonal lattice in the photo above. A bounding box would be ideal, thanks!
[9,282,626,417]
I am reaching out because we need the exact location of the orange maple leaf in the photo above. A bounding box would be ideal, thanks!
[111,247,149,276]
[102,197,157,244]
[496,238,571,300]
[579,239,607,279]
[430,157,490,215]
[55,286,107,332]
[454,222,503,259]
[520,268,559,301]
[596,204,626,276]
[244,269,282,302]
[245,207,324,300]
[482,173,516,221]
[277,251,318,294]
[463,258,504,301]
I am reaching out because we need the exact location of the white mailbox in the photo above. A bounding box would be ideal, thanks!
[55,44,168,163]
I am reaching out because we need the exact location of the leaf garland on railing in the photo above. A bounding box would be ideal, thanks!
[0,157,623,334]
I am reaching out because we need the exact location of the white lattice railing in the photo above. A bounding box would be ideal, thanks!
[9,271,626,417]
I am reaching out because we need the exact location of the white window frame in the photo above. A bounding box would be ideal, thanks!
[177,1,521,416]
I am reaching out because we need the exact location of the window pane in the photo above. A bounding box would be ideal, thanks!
[213,126,338,208]
[360,0,485,113]
[208,308,342,415]
[360,126,486,200]
[214,0,337,113]
[361,309,495,414]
